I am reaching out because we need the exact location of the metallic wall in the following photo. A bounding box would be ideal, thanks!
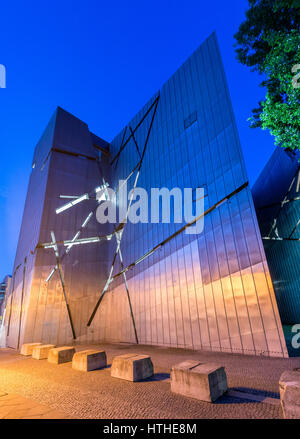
[5,111,57,349]
[252,147,300,325]
[5,108,111,348]
[98,32,288,357]
[5,33,289,357]
[0,276,11,320]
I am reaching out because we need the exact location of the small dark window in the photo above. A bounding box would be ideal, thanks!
[184,111,197,129]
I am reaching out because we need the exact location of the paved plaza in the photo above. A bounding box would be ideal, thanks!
[0,343,299,419]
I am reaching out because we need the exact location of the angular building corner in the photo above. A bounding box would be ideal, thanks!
[252,147,300,356]
[5,107,111,349]
[4,32,291,358]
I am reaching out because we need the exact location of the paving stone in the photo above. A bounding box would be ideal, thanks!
[20,343,42,356]
[171,360,228,402]
[72,350,107,372]
[111,354,154,382]
[48,347,75,364]
[32,344,56,360]
[279,370,300,419]
[0,393,70,419]
[227,389,280,406]
[1,343,298,419]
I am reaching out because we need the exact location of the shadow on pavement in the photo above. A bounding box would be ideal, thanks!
[141,373,170,382]
[215,387,280,405]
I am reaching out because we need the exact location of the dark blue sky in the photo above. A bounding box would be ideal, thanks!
[0,0,276,279]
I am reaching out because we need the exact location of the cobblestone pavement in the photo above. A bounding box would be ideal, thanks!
[0,343,299,419]
[0,392,71,419]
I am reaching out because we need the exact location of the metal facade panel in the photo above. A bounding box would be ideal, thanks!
[5,108,111,348]
[104,32,287,357]
[5,33,288,357]
[252,147,300,325]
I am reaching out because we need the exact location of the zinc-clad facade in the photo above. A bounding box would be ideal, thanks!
[252,147,300,325]
[101,32,287,357]
[5,108,111,349]
[4,32,289,357]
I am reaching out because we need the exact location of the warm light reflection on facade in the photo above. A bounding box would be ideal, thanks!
[4,33,289,358]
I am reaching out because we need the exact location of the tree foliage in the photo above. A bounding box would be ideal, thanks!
[234,0,300,151]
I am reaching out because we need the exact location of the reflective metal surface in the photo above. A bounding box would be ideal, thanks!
[252,147,300,325]
[5,33,288,357]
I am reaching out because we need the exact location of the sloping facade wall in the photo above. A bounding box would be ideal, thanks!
[5,33,289,357]
[5,112,57,349]
[5,108,111,348]
[101,32,288,357]
[252,147,300,325]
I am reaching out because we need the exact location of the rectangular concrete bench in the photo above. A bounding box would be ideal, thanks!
[20,343,42,356]
[111,354,154,382]
[171,360,228,402]
[48,347,75,364]
[279,370,300,419]
[32,344,56,360]
[72,350,107,372]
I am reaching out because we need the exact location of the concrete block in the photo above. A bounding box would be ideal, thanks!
[72,350,107,372]
[170,360,228,402]
[32,344,56,360]
[20,343,42,356]
[279,370,300,419]
[111,354,154,382]
[48,347,75,364]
